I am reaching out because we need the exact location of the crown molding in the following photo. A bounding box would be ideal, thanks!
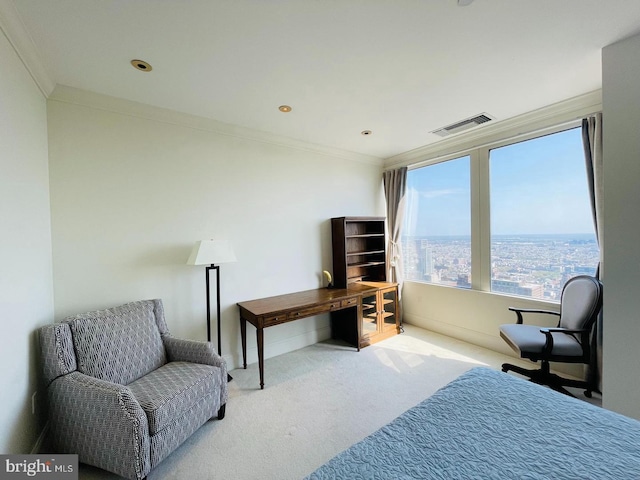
[0,0,55,97]
[384,90,602,169]
[49,85,384,167]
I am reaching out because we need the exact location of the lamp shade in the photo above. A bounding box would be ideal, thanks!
[187,240,237,266]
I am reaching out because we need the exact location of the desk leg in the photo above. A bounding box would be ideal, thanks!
[356,302,362,352]
[240,315,247,369]
[257,327,264,389]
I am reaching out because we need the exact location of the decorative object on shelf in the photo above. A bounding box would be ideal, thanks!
[323,270,334,289]
[187,239,237,381]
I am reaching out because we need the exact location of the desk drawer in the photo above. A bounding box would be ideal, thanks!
[289,303,332,320]
[263,312,288,326]
[341,297,359,308]
[327,300,342,311]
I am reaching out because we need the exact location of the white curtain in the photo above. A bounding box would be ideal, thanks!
[582,113,603,392]
[383,167,407,323]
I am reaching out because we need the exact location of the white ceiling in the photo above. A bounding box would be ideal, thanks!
[10,0,640,159]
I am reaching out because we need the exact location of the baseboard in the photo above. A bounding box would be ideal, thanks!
[404,313,510,355]
[403,314,585,379]
[31,422,49,454]
[230,326,331,370]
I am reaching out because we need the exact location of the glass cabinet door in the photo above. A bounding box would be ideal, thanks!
[380,288,397,333]
[361,292,378,337]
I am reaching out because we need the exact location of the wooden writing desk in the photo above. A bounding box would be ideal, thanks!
[237,283,378,389]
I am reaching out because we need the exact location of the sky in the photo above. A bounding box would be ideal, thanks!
[404,127,596,237]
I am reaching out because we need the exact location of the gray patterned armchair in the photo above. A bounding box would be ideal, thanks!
[39,299,228,480]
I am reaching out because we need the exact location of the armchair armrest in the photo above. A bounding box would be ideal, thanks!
[508,307,560,324]
[48,372,150,480]
[162,336,227,370]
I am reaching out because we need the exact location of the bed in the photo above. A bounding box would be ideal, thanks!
[305,367,640,479]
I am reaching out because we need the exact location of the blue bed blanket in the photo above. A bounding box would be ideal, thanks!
[306,367,640,479]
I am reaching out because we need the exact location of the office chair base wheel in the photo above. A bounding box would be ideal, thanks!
[501,362,593,398]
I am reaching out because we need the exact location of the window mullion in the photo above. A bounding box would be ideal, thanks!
[471,147,491,291]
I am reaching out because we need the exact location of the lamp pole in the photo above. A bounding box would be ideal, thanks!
[205,264,223,354]
[188,239,236,383]
[205,265,212,343]
[206,264,232,381]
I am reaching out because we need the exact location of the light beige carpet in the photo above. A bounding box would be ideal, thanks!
[77,325,599,480]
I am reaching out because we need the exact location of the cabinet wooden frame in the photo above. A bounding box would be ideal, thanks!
[359,282,399,347]
[331,281,399,348]
[331,216,387,289]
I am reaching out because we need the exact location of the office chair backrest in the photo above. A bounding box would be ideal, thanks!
[559,275,603,332]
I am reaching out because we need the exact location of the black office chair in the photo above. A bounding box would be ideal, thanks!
[499,275,603,397]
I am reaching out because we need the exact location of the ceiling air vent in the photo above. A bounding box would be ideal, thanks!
[431,113,494,137]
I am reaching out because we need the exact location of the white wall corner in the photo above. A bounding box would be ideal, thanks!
[0,0,55,97]
[30,422,49,454]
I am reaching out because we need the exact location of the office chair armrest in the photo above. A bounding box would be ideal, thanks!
[539,327,588,334]
[539,327,589,354]
[508,307,561,324]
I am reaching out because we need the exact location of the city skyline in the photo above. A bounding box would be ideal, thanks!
[401,232,599,300]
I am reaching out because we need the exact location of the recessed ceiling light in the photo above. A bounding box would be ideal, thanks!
[279,105,292,113]
[131,59,152,72]
[361,130,372,136]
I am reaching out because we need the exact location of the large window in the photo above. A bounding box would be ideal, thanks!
[401,123,600,301]
[403,155,471,287]
[489,127,599,300]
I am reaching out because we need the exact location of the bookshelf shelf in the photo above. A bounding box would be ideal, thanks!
[332,217,386,289]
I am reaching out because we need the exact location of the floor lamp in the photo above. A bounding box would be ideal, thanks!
[187,239,237,381]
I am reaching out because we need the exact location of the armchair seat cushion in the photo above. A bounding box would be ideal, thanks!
[499,324,583,357]
[127,361,221,435]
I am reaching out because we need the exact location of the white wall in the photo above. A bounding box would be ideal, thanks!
[404,282,557,355]
[602,33,640,419]
[0,29,53,452]
[47,88,384,371]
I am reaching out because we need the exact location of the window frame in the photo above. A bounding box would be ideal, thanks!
[403,154,472,287]
[403,118,598,302]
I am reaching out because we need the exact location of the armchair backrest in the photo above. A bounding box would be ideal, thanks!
[40,323,78,387]
[559,275,603,333]
[65,299,169,385]
[41,299,171,387]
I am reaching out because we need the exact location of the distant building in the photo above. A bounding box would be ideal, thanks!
[423,244,434,281]
[492,279,543,298]
[457,274,471,288]
[574,266,596,274]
